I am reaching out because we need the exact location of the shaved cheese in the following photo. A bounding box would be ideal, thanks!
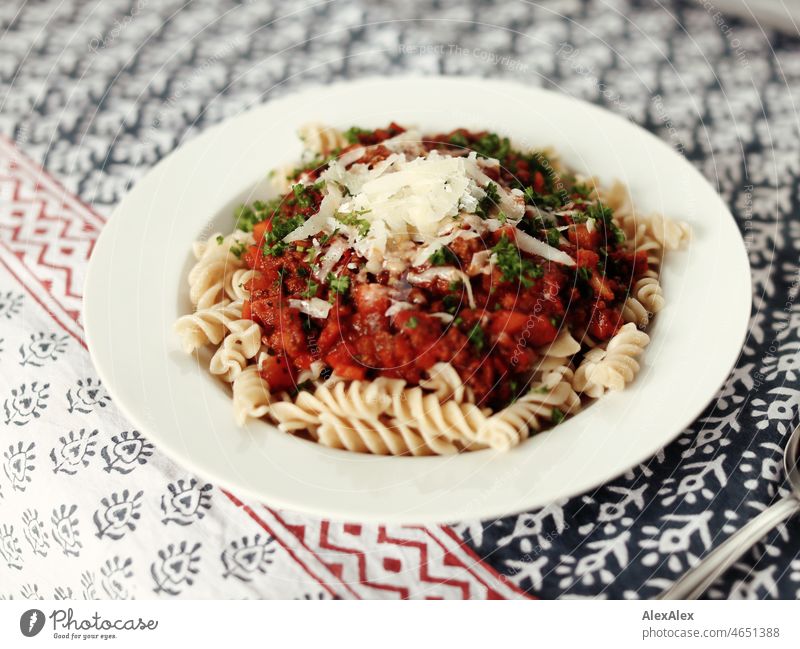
[337,146,365,167]
[385,301,413,317]
[288,298,332,319]
[514,229,576,267]
[407,267,475,308]
[431,312,455,323]
[314,238,348,280]
[467,250,493,276]
[284,185,342,243]
[411,229,462,267]
[462,154,525,219]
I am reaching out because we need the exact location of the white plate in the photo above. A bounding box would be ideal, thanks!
[84,77,750,524]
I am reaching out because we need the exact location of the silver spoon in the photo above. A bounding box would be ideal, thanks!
[658,422,800,599]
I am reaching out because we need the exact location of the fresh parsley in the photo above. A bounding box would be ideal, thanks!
[327,273,350,296]
[551,407,566,425]
[448,132,470,148]
[492,234,544,287]
[262,214,305,257]
[476,182,501,218]
[405,316,419,329]
[428,246,457,266]
[300,278,319,298]
[230,242,247,259]
[442,293,460,314]
[472,132,511,160]
[545,228,561,247]
[344,126,373,144]
[234,198,281,233]
[467,322,486,352]
[336,210,372,237]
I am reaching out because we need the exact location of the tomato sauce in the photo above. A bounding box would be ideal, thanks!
[239,126,648,407]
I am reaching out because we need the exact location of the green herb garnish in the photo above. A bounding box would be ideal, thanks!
[344,126,373,144]
[551,407,566,425]
[234,198,282,233]
[492,234,543,287]
[476,182,501,218]
[301,278,319,298]
[327,273,350,296]
[336,210,372,237]
[467,323,486,352]
[429,246,457,266]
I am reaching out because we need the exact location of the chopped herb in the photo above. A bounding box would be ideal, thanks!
[549,316,560,327]
[442,293,460,314]
[262,214,305,256]
[586,202,614,224]
[448,132,469,148]
[533,385,550,394]
[405,316,419,329]
[524,186,565,210]
[290,379,315,396]
[327,273,350,295]
[551,407,566,425]
[492,234,544,287]
[215,235,224,245]
[344,126,373,144]
[336,210,372,237]
[453,316,464,327]
[577,266,592,282]
[429,246,457,266]
[291,183,314,209]
[448,280,462,291]
[274,266,287,289]
[546,228,561,247]
[572,183,593,199]
[476,182,501,218]
[472,132,511,160]
[301,278,319,298]
[467,323,486,352]
[498,211,508,224]
[234,198,282,233]
[318,229,338,246]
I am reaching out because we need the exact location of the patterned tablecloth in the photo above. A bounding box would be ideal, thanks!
[0,0,798,600]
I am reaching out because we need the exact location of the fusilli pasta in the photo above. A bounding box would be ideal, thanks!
[175,124,690,456]
[572,323,650,397]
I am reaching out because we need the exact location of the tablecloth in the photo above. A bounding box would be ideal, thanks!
[0,0,799,599]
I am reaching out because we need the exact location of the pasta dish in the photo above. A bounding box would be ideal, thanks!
[175,123,690,455]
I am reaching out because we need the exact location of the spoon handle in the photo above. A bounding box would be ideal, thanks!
[658,496,800,600]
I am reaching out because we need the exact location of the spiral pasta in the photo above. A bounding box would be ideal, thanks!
[573,323,650,397]
[622,277,665,328]
[479,374,581,450]
[232,366,272,426]
[174,300,243,353]
[209,319,263,382]
[298,123,349,157]
[188,232,251,309]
